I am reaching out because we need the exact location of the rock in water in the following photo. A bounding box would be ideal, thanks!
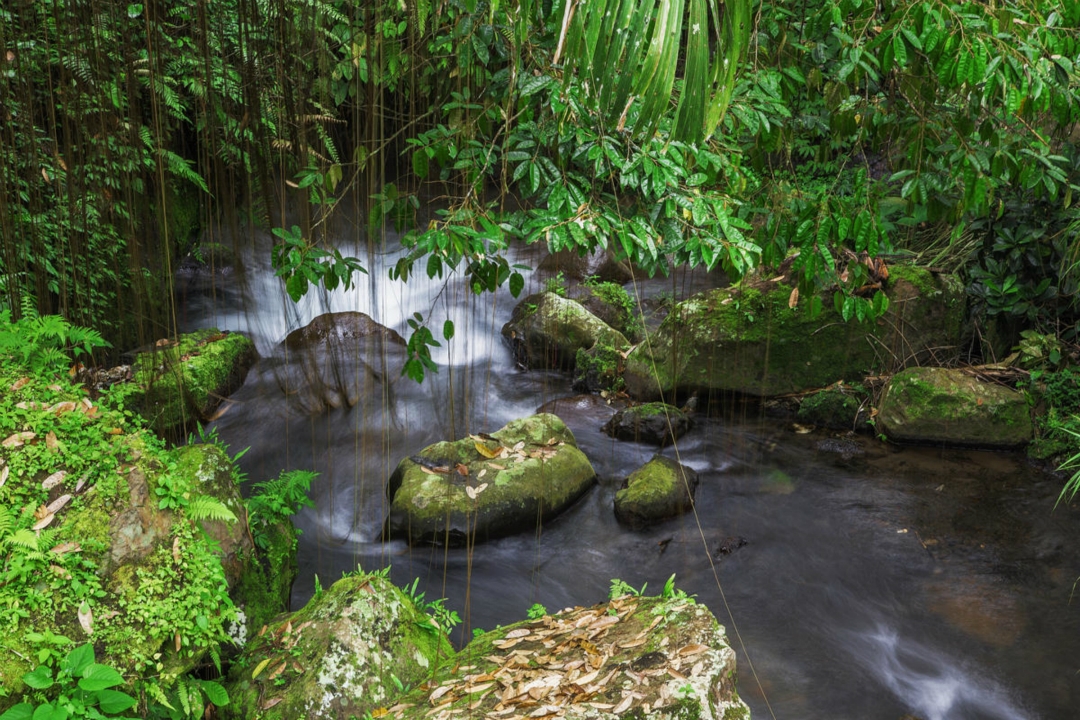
[877,366,1032,448]
[391,592,751,720]
[386,413,596,545]
[623,265,964,399]
[224,574,453,720]
[615,456,699,528]
[602,402,692,445]
[502,292,628,370]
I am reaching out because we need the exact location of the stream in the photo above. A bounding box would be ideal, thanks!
[177,219,1080,720]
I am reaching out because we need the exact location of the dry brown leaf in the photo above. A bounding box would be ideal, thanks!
[464,682,494,695]
[495,637,523,650]
[42,470,66,489]
[46,494,72,515]
[612,694,634,714]
[172,536,182,563]
[474,441,503,459]
[667,667,687,681]
[49,401,77,415]
[10,377,30,391]
[3,431,35,448]
[506,628,532,639]
[455,463,469,476]
[0,465,8,488]
[75,474,88,493]
[78,602,93,635]
[50,564,71,579]
[691,660,704,677]
[46,431,59,452]
[488,463,506,470]
[429,685,454,704]
[788,286,799,309]
[32,514,55,531]
[618,637,648,649]
[174,631,181,652]
[260,698,282,710]
[677,643,709,657]
[51,542,81,555]
[268,663,287,681]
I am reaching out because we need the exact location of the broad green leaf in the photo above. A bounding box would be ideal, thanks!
[78,663,124,691]
[198,680,229,706]
[892,33,907,69]
[0,704,33,720]
[61,644,95,677]
[30,705,67,720]
[96,689,137,715]
[442,320,455,342]
[23,666,54,690]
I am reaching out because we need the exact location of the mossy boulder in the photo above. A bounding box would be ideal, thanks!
[797,383,871,430]
[391,593,749,720]
[567,282,642,342]
[502,293,630,370]
[131,328,256,436]
[624,265,964,398]
[0,377,242,706]
[387,414,596,546]
[615,456,699,528]
[223,573,453,720]
[877,367,1033,447]
[602,402,692,446]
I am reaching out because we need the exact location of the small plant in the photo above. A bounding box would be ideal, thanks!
[544,271,568,297]
[2,643,137,720]
[0,302,109,377]
[608,578,647,599]
[402,578,461,635]
[661,573,694,601]
[245,469,317,551]
[526,603,547,619]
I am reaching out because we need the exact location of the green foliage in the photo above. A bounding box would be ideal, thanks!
[140,675,229,720]
[1029,368,1080,462]
[1,644,137,720]
[401,578,462,636]
[526,603,548,620]
[608,578,648,599]
[0,305,109,377]
[270,225,367,303]
[245,469,317,552]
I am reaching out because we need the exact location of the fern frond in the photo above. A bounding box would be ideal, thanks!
[6,528,41,551]
[188,496,238,524]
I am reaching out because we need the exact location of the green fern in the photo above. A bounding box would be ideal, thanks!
[186,495,238,524]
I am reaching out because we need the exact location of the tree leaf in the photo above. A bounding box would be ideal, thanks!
[22,666,54,690]
[95,689,137,715]
[198,680,229,706]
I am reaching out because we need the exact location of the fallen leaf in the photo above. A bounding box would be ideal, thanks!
[250,660,272,682]
[788,286,799,309]
[49,401,77,415]
[75,474,88,493]
[107,428,123,435]
[612,694,634,714]
[46,431,59,452]
[477,468,487,479]
[792,423,814,434]
[3,431,35,448]
[10,377,29,391]
[0,465,7,488]
[175,631,181,652]
[429,685,454,704]
[78,602,93,635]
[260,698,282,710]
[42,470,66,489]
[506,628,531,639]
[46,494,72,515]
[456,463,469,476]
[475,441,503,459]
[677,643,709,657]
[32,514,55,531]
[50,542,81,555]
[173,536,182,563]
[488,463,506,471]
[268,662,287,681]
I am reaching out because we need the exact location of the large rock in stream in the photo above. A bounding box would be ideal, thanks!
[615,456,700,528]
[391,592,750,720]
[502,292,629,371]
[877,367,1032,447]
[624,265,964,399]
[224,573,453,720]
[386,414,596,545]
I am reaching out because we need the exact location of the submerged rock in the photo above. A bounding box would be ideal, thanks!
[797,383,871,430]
[224,573,453,720]
[386,414,596,545]
[602,402,692,446]
[502,292,629,371]
[877,367,1032,447]
[391,593,750,720]
[130,328,256,436]
[615,456,699,528]
[624,265,964,399]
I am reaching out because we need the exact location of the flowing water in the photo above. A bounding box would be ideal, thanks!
[178,220,1080,720]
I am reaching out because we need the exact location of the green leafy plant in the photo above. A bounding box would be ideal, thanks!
[245,469,317,552]
[526,603,548,620]
[1,644,138,720]
[402,578,462,635]
[0,304,109,376]
[608,578,648,599]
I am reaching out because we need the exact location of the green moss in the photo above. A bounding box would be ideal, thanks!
[797,384,869,429]
[132,329,255,435]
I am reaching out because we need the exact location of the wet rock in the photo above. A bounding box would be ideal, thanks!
[386,414,596,546]
[566,282,642,342]
[176,242,241,277]
[878,367,1033,448]
[797,383,871,430]
[602,402,692,446]
[814,436,866,460]
[623,265,965,399]
[130,328,256,437]
[284,311,405,350]
[224,573,452,720]
[615,456,699,528]
[715,536,748,558]
[394,592,750,720]
[537,247,634,285]
[502,292,629,371]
